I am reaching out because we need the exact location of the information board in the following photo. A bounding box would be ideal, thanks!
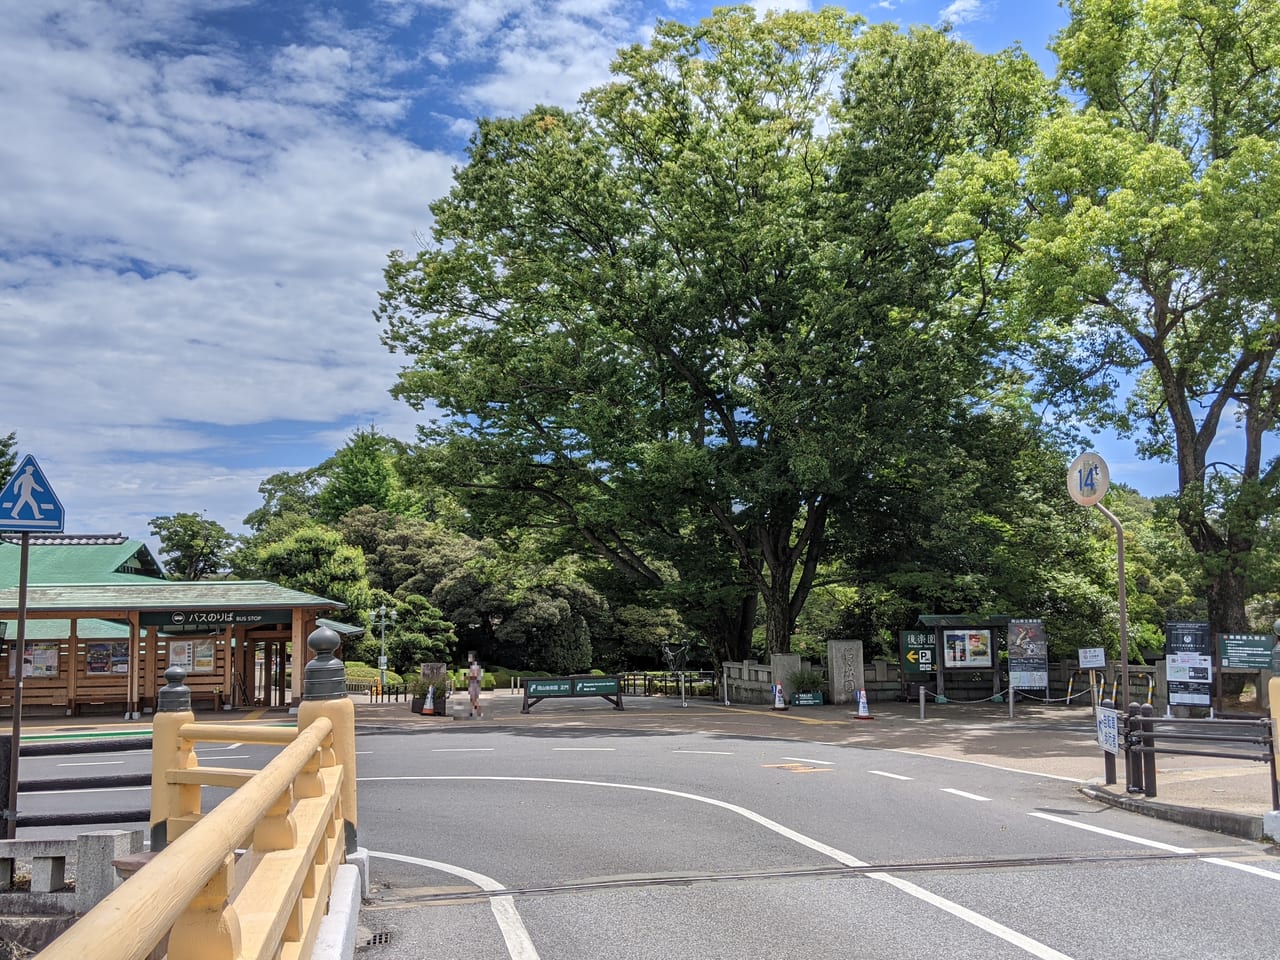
[900,631,935,674]
[1095,705,1120,755]
[1166,622,1212,707]
[943,629,992,668]
[1008,619,1049,689]
[1218,634,1275,670]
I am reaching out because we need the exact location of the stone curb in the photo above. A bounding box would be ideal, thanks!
[1080,784,1265,841]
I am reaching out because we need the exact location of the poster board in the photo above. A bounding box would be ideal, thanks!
[943,629,992,668]
[86,641,130,676]
[1008,619,1049,689]
[8,640,60,678]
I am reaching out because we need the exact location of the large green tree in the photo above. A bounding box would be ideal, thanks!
[148,512,236,580]
[377,8,1040,657]
[0,432,16,482]
[914,0,1280,633]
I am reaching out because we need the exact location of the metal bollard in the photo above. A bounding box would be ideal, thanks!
[1141,703,1157,798]
[1126,702,1144,793]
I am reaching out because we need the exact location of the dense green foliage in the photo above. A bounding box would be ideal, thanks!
[140,4,1280,676]
[149,512,236,580]
[0,432,16,483]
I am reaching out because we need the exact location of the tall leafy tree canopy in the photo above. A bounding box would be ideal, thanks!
[912,0,1280,633]
[148,512,236,581]
[0,432,16,483]
[377,7,1045,657]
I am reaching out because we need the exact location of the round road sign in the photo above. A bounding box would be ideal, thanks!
[1067,451,1110,506]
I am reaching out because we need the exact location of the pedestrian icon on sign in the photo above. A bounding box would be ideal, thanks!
[0,455,65,532]
[9,465,45,520]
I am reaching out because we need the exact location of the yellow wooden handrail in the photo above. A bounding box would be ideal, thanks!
[37,716,340,960]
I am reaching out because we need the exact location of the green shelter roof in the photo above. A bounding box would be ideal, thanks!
[2,618,131,640]
[0,534,165,587]
[0,579,345,616]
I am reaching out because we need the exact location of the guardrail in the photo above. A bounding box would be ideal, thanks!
[1,734,153,830]
[36,625,361,960]
[1122,702,1278,808]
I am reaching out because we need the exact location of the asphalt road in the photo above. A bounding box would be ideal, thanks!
[353,724,1280,960]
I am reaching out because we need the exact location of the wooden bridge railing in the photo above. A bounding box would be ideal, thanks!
[36,625,359,960]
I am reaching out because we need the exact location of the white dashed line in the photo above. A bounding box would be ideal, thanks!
[867,770,912,781]
[552,748,616,752]
[782,757,832,766]
[432,748,495,752]
[942,788,991,802]
[675,750,735,755]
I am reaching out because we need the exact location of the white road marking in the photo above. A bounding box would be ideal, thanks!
[675,750,734,755]
[891,749,1083,783]
[552,748,615,752]
[371,851,539,960]
[1200,858,1280,881]
[36,786,148,795]
[942,788,991,802]
[363,775,1077,960]
[432,748,495,752]
[867,770,913,781]
[57,760,124,767]
[782,757,832,766]
[1028,812,1193,853]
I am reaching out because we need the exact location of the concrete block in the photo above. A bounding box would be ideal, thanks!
[76,830,143,914]
[345,847,370,899]
[1264,809,1280,844]
[31,855,66,893]
[312,864,362,960]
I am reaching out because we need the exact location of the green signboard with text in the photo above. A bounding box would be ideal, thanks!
[900,631,935,674]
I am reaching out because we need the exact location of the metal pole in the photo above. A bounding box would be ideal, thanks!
[1095,503,1130,711]
[378,605,386,692]
[5,532,30,839]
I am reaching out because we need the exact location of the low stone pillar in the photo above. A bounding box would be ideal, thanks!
[75,830,142,914]
[296,626,357,855]
[827,640,864,706]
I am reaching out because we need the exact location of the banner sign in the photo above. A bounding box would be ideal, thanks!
[1008,619,1049,689]
[140,609,293,629]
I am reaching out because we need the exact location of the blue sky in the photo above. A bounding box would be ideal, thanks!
[3,0,1179,542]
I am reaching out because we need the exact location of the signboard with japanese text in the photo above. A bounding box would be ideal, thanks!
[1008,619,1049,689]
[1217,634,1274,670]
[8,641,59,678]
[1166,622,1212,707]
[1095,705,1120,755]
[900,631,935,674]
[1078,647,1106,669]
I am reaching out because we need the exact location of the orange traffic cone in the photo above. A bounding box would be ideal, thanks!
[853,687,874,720]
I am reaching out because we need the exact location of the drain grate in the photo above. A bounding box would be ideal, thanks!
[361,931,393,949]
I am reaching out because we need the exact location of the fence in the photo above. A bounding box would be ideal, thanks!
[620,672,717,697]
[34,625,362,960]
[1121,702,1278,809]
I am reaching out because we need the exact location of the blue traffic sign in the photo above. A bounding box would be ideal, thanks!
[0,455,65,532]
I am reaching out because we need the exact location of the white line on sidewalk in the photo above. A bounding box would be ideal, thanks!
[942,788,991,802]
[371,851,539,960]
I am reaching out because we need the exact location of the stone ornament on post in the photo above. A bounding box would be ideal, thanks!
[150,666,197,851]
[296,625,359,855]
[157,665,192,713]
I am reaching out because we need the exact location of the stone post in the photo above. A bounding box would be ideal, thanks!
[826,640,864,706]
[150,666,196,852]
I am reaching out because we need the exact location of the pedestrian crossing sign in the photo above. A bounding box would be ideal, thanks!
[0,455,65,532]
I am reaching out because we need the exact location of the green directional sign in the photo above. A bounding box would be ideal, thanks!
[573,677,619,696]
[526,679,572,697]
[901,631,935,674]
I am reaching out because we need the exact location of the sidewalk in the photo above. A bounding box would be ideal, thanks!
[13,689,1279,843]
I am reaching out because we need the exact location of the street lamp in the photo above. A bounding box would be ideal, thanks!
[376,604,397,690]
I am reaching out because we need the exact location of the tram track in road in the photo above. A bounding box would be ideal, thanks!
[363,848,1212,909]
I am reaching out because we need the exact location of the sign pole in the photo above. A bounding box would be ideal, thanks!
[1094,502,1130,710]
[5,532,29,839]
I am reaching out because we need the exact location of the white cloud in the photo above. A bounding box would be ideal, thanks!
[938,0,989,27]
